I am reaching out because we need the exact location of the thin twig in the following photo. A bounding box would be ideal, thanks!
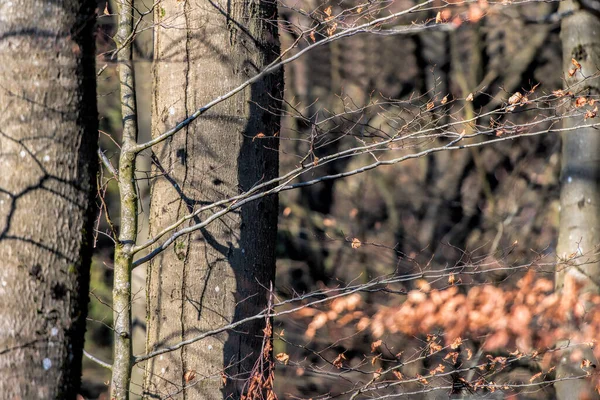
[98,147,119,179]
[83,349,112,370]
[133,120,600,267]
[132,0,437,153]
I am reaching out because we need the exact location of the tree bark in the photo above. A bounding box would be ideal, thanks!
[0,0,98,398]
[144,1,281,398]
[110,1,139,398]
[555,1,600,398]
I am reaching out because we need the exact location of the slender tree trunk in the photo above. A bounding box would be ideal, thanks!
[555,1,600,398]
[0,0,97,397]
[143,1,281,398]
[111,0,139,398]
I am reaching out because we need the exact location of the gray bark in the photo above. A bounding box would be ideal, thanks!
[0,0,98,397]
[555,1,600,398]
[557,0,600,293]
[144,1,282,398]
[110,0,140,398]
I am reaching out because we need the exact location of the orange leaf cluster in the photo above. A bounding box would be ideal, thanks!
[304,293,362,339]
[301,272,600,362]
[369,272,600,354]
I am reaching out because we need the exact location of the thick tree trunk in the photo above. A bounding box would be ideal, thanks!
[555,1,600,398]
[0,0,98,398]
[144,1,281,398]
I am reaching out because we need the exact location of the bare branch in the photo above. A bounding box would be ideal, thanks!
[132,0,437,153]
[97,147,118,179]
[83,350,112,370]
[133,119,600,267]
[130,98,564,256]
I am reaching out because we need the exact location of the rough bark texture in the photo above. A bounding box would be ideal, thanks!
[555,1,600,398]
[144,1,281,398]
[0,0,97,398]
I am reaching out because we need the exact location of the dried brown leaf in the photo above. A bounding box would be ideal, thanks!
[184,370,197,383]
[445,352,459,364]
[528,82,541,93]
[508,92,523,105]
[327,23,338,36]
[466,348,473,360]
[448,273,456,285]
[333,353,346,369]
[275,353,290,365]
[553,89,566,97]
[430,364,445,375]
[429,342,442,355]
[450,337,462,349]
[575,97,587,108]
[529,372,542,383]
[373,368,383,379]
[435,11,443,23]
[371,339,383,353]
[584,107,597,120]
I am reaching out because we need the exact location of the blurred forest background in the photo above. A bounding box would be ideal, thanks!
[84,0,571,398]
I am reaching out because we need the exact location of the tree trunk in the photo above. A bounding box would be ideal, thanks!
[144,1,281,398]
[555,1,600,398]
[0,0,98,397]
[110,1,140,398]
